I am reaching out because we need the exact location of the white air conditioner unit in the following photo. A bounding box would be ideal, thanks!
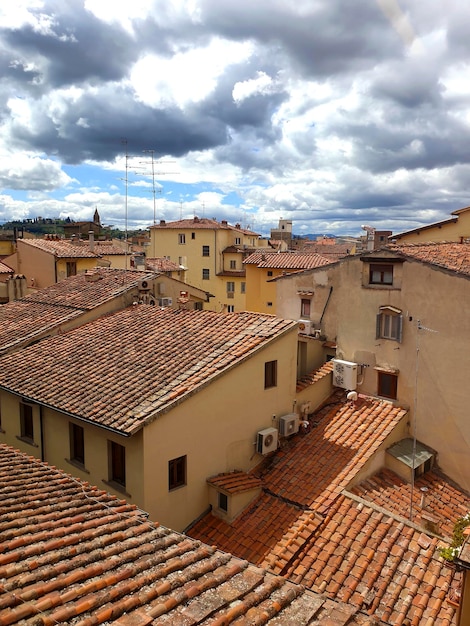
[138,279,151,291]
[158,297,173,307]
[257,427,278,454]
[332,359,358,390]
[279,414,299,437]
[141,293,156,306]
[298,319,312,335]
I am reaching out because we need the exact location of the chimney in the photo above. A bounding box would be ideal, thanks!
[160,219,166,226]
[89,230,95,252]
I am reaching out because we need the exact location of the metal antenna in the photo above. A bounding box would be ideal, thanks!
[121,138,129,271]
[409,319,438,521]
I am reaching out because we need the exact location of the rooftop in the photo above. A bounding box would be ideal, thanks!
[0,307,297,435]
[0,261,13,275]
[145,257,181,272]
[0,268,156,356]
[243,251,332,270]
[19,237,126,257]
[388,241,470,277]
[0,444,374,626]
[189,394,463,624]
[150,217,260,236]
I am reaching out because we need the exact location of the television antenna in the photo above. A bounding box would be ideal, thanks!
[136,150,177,225]
[409,319,438,521]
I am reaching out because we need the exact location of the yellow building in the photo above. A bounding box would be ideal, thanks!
[149,217,272,311]
[6,236,129,289]
[243,250,332,315]
[391,205,470,243]
[0,306,298,532]
[275,241,470,492]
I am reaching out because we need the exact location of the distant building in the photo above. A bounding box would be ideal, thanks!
[63,207,103,239]
[390,205,470,243]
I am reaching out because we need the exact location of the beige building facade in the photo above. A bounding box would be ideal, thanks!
[149,217,271,312]
[0,306,298,532]
[275,242,470,492]
[391,205,470,243]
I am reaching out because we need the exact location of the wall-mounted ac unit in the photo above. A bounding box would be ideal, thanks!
[298,319,312,335]
[158,297,173,307]
[138,279,151,291]
[279,414,299,437]
[141,293,156,306]
[332,359,358,390]
[257,427,278,454]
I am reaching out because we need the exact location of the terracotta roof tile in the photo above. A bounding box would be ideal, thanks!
[0,269,156,356]
[0,308,296,434]
[0,444,364,625]
[296,361,334,392]
[150,217,259,236]
[189,394,463,624]
[145,257,181,272]
[243,251,332,270]
[207,471,262,494]
[20,238,126,258]
[0,262,13,274]
[388,241,470,277]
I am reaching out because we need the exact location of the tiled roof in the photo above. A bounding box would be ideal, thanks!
[388,242,470,277]
[145,257,181,272]
[0,261,13,274]
[189,394,464,624]
[243,251,331,270]
[20,238,126,257]
[150,217,259,236]
[296,361,334,392]
[299,243,353,260]
[0,269,156,356]
[0,444,369,626]
[207,471,262,494]
[350,467,470,538]
[0,308,297,435]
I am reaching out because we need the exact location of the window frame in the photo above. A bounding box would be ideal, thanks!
[226,281,235,293]
[108,440,126,488]
[240,282,246,294]
[218,492,228,512]
[178,233,186,245]
[300,298,311,318]
[376,307,403,342]
[20,402,34,442]
[264,360,278,389]
[66,261,77,277]
[202,245,210,257]
[69,422,85,466]
[229,260,236,269]
[377,371,398,399]
[202,268,210,280]
[169,455,187,491]
[227,305,235,312]
[369,263,393,285]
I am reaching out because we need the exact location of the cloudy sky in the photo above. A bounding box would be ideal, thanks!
[1,1,470,237]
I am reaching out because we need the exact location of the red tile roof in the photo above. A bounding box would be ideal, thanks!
[0,269,156,356]
[296,360,334,392]
[145,257,181,272]
[150,217,259,236]
[243,251,332,270]
[0,261,13,274]
[1,444,369,626]
[189,395,463,624]
[207,471,262,494]
[20,238,126,257]
[388,242,470,277]
[350,468,470,538]
[0,308,297,435]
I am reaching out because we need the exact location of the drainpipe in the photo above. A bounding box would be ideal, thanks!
[39,405,45,462]
[319,286,334,324]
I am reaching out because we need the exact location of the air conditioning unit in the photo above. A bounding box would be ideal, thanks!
[298,319,312,335]
[257,427,278,454]
[332,359,358,390]
[312,329,321,339]
[138,279,151,291]
[158,297,173,307]
[279,414,299,437]
[141,293,156,306]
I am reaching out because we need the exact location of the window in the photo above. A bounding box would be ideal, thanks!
[227,305,235,312]
[191,232,195,240]
[109,441,126,487]
[169,455,186,490]
[218,492,228,512]
[202,268,210,280]
[230,260,236,269]
[66,261,77,277]
[194,302,203,310]
[69,423,85,465]
[264,360,277,388]
[235,237,241,245]
[267,301,273,307]
[202,245,210,256]
[20,403,34,441]
[369,263,393,285]
[178,234,186,244]
[240,282,246,294]
[376,307,403,342]
[226,281,235,293]
[301,298,311,318]
[267,270,273,277]
[377,371,398,399]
